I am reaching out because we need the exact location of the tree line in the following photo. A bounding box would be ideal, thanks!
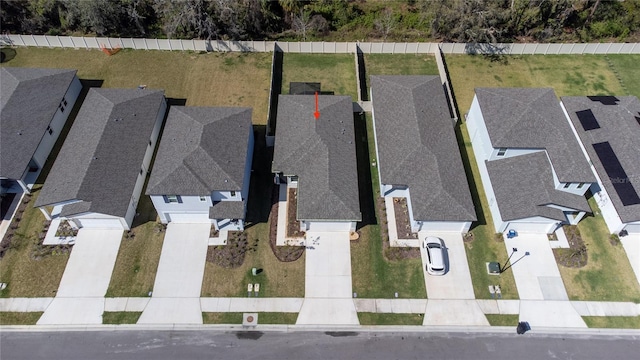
[1,0,639,43]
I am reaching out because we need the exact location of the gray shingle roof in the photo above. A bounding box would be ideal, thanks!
[272,95,361,222]
[371,75,476,222]
[475,88,596,183]
[1,67,77,180]
[35,88,166,218]
[209,200,246,220]
[562,96,640,223]
[146,106,252,196]
[486,152,591,222]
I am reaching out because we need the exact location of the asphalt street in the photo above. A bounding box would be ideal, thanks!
[2,329,639,360]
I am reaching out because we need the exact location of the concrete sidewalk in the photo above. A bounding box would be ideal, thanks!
[37,229,123,325]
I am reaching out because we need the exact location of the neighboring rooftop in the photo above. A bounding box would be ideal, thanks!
[370,75,476,222]
[475,87,596,183]
[0,67,77,180]
[147,106,252,196]
[562,95,640,223]
[35,88,166,218]
[486,151,591,222]
[272,95,361,222]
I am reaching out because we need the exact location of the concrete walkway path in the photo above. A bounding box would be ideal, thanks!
[621,234,640,287]
[138,223,210,325]
[37,229,123,325]
[296,231,359,325]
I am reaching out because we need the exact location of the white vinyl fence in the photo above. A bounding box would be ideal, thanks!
[3,34,640,55]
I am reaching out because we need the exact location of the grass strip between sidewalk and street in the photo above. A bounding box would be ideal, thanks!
[485,314,519,327]
[0,312,43,325]
[357,312,424,326]
[202,312,298,325]
[582,316,640,329]
[102,312,142,325]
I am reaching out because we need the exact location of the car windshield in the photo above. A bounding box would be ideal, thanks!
[427,243,441,249]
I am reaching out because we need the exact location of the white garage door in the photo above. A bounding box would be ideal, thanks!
[74,218,124,230]
[307,221,352,232]
[506,221,556,234]
[624,224,640,235]
[422,221,466,233]
[167,212,210,224]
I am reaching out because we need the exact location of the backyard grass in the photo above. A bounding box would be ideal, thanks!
[357,313,424,325]
[106,192,164,297]
[485,314,519,327]
[556,198,640,302]
[350,113,426,299]
[362,53,439,95]
[0,312,43,325]
[102,312,142,324]
[0,186,69,298]
[582,316,640,329]
[1,47,272,124]
[446,54,626,114]
[280,53,357,100]
[606,55,640,98]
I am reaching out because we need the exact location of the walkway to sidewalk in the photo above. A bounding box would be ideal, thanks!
[503,233,586,328]
[137,223,209,325]
[296,231,359,325]
[37,229,123,325]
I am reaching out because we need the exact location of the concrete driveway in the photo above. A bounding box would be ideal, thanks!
[296,231,359,325]
[37,228,123,325]
[138,222,210,324]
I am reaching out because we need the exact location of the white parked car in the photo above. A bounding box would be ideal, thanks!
[423,237,447,276]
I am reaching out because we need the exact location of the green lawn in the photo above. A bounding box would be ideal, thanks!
[281,53,357,100]
[485,314,519,327]
[358,312,424,325]
[606,55,640,98]
[350,113,426,299]
[363,53,439,96]
[446,54,625,115]
[583,316,640,329]
[1,48,272,124]
[202,312,296,324]
[557,198,640,302]
[102,312,142,324]
[0,312,43,325]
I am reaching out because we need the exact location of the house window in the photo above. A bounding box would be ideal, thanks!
[60,106,65,113]
[497,148,507,157]
[290,176,299,182]
[63,99,68,106]
[149,140,152,146]
[230,191,236,197]
[164,195,181,203]
[577,183,585,189]
[563,183,571,189]
[199,196,207,202]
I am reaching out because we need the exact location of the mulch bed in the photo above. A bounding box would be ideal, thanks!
[55,220,78,237]
[553,225,588,268]
[206,231,255,268]
[368,196,420,261]
[392,197,418,239]
[268,185,304,262]
[286,188,305,238]
[0,192,31,259]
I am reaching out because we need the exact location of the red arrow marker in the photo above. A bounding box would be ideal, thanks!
[314,92,320,120]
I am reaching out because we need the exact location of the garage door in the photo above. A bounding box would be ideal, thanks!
[624,224,640,235]
[506,221,556,234]
[422,221,466,233]
[74,218,124,230]
[167,212,210,224]
[307,221,352,232]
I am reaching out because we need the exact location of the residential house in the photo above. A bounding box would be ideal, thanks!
[146,106,254,231]
[34,88,167,230]
[1,67,82,193]
[370,75,476,233]
[272,95,361,232]
[562,95,640,235]
[466,88,597,234]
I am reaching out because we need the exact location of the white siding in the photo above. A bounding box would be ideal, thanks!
[212,190,242,201]
[151,195,211,224]
[624,223,640,235]
[488,147,542,161]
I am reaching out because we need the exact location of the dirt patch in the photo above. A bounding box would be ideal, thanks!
[392,197,418,239]
[206,231,256,268]
[268,185,305,262]
[286,188,305,238]
[210,225,219,238]
[462,232,475,243]
[553,225,588,268]
[368,196,420,261]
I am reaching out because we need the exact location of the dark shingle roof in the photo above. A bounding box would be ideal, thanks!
[562,96,640,223]
[486,152,591,222]
[1,67,77,179]
[35,88,166,218]
[209,200,246,220]
[371,75,476,222]
[272,95,361,222]
[475,88,596,183]
[146,106,252,195]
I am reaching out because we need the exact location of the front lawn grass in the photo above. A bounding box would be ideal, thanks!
[606,55,640,98]
[350,113,426,299]
[358,312,423,325]
[0,312,43,325]
[1,48,272,124]
[485,314,519,327]
[583,316,640,329]
[106,192,164,297]
[0,187,69,298]
[446,54,625,115]
[280,53,357,100]
[202,312,243,324]
[362,54,439,95]
[556,198,640,302]
[102,312,142,324]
